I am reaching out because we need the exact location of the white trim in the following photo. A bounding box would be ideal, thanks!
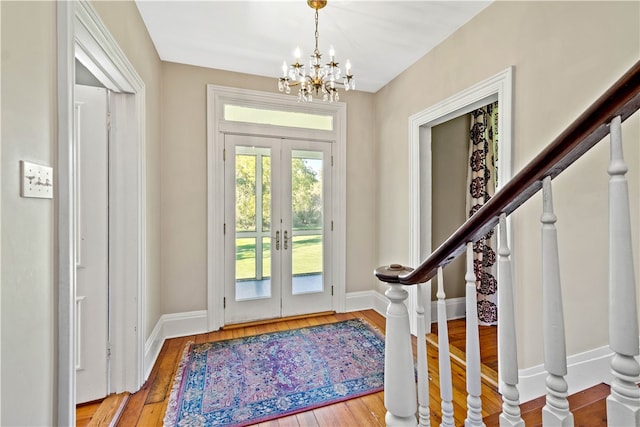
[518,345,614,403]
[207,85,347,331]
[345,291,381,313]
[431,296,466,323]
[56,3,75,425]
[143,318,164,380]
[345,290,465,325]
[143,311,209,379]
[57,1,146,423]
[406,67,514,334]
[345,290,388,317]
[0,1,3,419]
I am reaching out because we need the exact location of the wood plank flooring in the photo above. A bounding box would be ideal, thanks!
[119,311,389,426]
[77,310,610,426]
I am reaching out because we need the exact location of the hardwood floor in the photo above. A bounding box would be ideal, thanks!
[77,310,609,426]
[120,311,389,426]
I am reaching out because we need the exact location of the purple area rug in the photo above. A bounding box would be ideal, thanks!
[163,318,385,427]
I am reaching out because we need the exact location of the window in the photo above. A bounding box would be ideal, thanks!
[224,105,333,131]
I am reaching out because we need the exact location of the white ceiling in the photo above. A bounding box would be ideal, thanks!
[134,0,491,93]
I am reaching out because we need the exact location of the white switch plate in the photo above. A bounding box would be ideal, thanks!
[20,161,53,199]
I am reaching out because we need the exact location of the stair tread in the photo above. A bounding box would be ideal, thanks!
[483,383,610,425]
[426,332,499,390]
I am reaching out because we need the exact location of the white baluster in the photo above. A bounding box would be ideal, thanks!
[380,264,418,426]
[465,242,485,426]
[606,115,640,425]
[417,281,432,426]
[541,176,574,426]
[437,267,455,427]
[497,214,524,427]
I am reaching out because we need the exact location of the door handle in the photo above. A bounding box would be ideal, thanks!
[275,231,280,250]
[284,230,289,250]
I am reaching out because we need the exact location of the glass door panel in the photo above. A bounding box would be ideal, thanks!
[225,135,331,323]
[225,136,281,323]
[290,151,324,295]
[282,144,332,317]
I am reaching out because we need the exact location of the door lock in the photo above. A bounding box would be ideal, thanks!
[284,230,289,250]
[275,231,280,250]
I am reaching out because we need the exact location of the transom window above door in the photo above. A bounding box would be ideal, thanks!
[224,104,334,131]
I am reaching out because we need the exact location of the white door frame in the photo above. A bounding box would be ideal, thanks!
[207,85,347,331]
[57,1,146,424]
[406,67,514,334]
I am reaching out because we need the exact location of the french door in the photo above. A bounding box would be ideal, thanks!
[224,134,332,324]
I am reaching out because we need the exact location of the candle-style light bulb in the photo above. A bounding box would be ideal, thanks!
[294,47,301,62]
[329,46,335,60]
[282,60,288,77]
[345,59,352,75]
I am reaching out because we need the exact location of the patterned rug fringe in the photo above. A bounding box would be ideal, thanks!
[163,340,194,427]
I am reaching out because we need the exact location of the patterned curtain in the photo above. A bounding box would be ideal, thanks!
[466,102,499,326]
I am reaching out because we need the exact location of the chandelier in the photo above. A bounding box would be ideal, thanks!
[278,0,355,102]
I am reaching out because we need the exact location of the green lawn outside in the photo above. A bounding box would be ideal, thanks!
[236,235,322,280]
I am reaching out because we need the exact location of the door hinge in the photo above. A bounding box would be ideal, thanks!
[224,297,226,309]
[331,221,334,231]
[331,155,334,167]
[106,111,112,132]
[331,285,334,296]
[224,223,226,234]
[223,148,226,161]
[107,342,112,359]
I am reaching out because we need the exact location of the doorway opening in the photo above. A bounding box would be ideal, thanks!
[57,1,146,423]
[207,86,347,330]
[406,67,513,336]
[224,135,333,324]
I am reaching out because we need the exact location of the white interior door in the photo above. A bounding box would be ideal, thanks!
[224,134,332,324]
[74,84,109,403]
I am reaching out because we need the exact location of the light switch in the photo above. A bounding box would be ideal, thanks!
[20,161,53,199]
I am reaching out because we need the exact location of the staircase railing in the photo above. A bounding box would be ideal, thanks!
[375,60,640,426]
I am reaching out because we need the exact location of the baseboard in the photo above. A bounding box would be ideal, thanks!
[430,297,466,323]
[143,310,208,380]
[344,290,388,317]
[345,290,466,323]
[143,317,165,380]
[518,345,614,403]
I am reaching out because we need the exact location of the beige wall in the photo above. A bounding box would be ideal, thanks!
[2,1,639,423]
[375,1,640,368]
[431,115,470,299]
[92,0,163,340]
[160,62,377,314]
[1,1,162,423]
[1,2,56,425]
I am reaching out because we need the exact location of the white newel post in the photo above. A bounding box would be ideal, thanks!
[497,214,524,427]
[417,281,432,427]
[540,176,574,426]
[377,264,418,427]
[437,267,456,427]
[465,243,485,427]
[606,115,640,426]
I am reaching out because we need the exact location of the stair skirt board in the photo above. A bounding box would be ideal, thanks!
[142,292,619,405]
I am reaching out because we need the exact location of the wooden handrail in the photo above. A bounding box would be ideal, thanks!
[376,60,640,285]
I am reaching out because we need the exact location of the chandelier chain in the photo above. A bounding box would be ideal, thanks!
[314,9,320,55]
